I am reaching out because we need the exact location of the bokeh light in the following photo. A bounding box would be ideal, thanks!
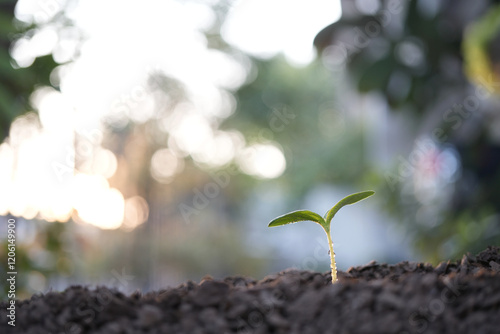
[237,143,287,179]
[72,174,124,229]
[150,148,184,183]
[123,196,149,231]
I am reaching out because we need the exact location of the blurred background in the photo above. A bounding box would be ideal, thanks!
[2,0,500,298]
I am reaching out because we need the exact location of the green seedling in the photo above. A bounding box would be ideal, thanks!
[268,190,375,283]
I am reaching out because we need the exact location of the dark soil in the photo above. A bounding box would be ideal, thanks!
[2,246,500,334]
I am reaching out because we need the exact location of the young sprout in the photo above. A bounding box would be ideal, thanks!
[268,190,375,283]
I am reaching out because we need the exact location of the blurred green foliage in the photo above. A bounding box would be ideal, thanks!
[0,0,76,298]
[0,1,61,139]
[225,56,371,200]
[315,0,500,262]
[0,220,70,299]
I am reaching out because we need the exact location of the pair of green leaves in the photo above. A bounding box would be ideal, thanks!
[268,190,375,231]
[268,190,375,283]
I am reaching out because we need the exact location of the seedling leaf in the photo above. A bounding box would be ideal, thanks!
[268,210,325,227]
[324,190,375,224]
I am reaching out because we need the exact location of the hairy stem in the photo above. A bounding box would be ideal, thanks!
[323,227,337,283]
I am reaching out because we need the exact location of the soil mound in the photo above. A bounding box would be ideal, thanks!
[1,246,500,333]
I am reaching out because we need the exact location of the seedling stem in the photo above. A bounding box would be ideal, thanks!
[324,226,337,282]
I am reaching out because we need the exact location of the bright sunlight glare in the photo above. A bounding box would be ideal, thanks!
[222,0,341,66]
[2,0,335,229]
[237,143,287,179]
[72,174,124,229]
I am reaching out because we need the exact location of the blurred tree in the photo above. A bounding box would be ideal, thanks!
[0,0,63,139]
[314,0,500,262]
[0,0,82,298]
[223,56,371,200]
